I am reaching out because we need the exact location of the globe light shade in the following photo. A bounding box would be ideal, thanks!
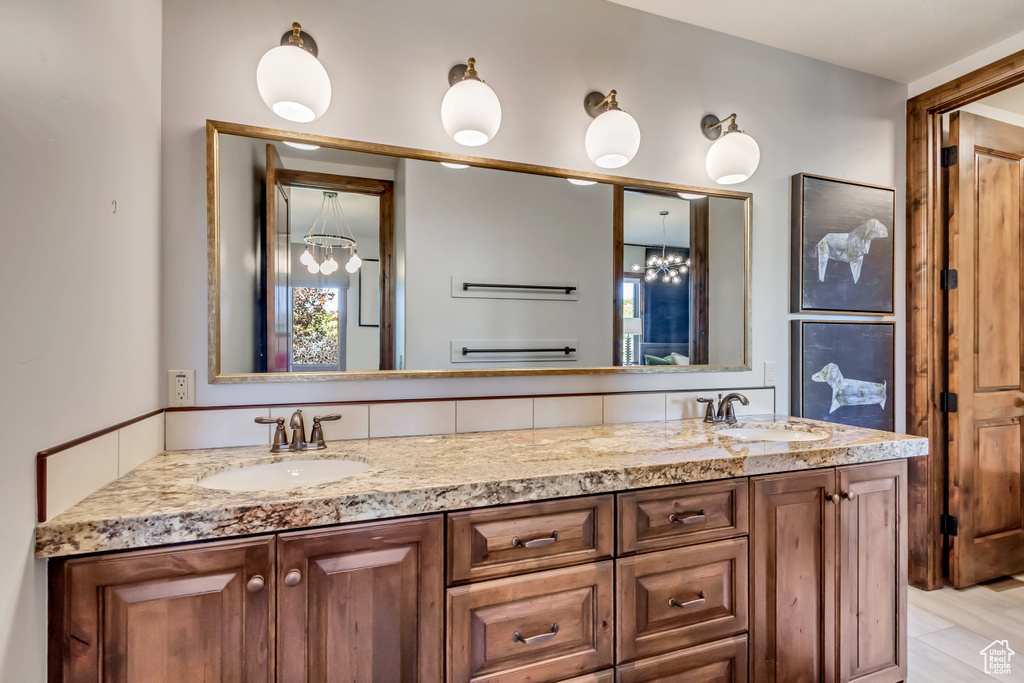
[706,131,760,185]
[441,79,501,146]
[257,45,332,123]
[585,109,641,168]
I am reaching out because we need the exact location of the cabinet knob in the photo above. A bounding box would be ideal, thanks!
[246,575,265,594]
[841,490,856,500]
[826,493,840,504]
[284,569,302,587]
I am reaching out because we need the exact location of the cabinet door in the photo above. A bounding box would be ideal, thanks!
[278,515,443,683]
[55,536,274,683]
[752,469,837,683]
[838,461,907,683]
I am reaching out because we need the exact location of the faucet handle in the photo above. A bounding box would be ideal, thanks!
[696,397,716,423]
[309,414,342,449]
[255,417,289,451]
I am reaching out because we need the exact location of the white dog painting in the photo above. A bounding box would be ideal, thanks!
[811,362,887,413]
[816,218,889,284]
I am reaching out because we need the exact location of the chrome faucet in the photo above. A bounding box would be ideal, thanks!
[254,410,342,452]
[696,392,749,424]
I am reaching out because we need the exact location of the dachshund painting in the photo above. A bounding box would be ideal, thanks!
[816,218,889,284]
[811,362,887,414]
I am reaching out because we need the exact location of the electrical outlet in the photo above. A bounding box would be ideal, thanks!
[764,361,777,386]
[168,369,195,407]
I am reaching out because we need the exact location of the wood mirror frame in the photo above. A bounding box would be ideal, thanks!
[207,119,753,383]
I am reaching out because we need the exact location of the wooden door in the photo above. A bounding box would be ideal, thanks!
[266,143,291,372]
[837,461,907,683]
[277,515,444,683]
[54,536,274,683]
[947,111,1024,587]
[751,469,837,683]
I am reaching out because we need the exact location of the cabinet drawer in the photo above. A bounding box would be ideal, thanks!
[615,635,748,683]
[447,495,614,584]
[617,538,748,662]
[447,561,614,683]
[617,479,748,555]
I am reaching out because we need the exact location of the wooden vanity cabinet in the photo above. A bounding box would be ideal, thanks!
[751,460,907,683]
[277,516,444,683]
[50,536,275,683]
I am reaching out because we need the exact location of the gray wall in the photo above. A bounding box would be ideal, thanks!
[0,1,163,679]
[708,197,746,365]
[402,160,613,369]
[218,134,265,374]
[161,0,906,408]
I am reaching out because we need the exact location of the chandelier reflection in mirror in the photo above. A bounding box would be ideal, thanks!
[632,210,689,285]
[299,191,362,275]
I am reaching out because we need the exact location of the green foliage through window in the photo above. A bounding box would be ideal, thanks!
[293,287,339,365]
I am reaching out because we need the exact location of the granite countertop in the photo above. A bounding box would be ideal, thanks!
[35,415,927,558]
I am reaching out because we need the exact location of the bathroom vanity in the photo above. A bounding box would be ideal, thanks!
[38,416,925,682]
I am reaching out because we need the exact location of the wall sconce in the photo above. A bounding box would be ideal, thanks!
[584,89,641,168]
[256,22,332,123]
[701,113,760,184]
[441,58,502,146]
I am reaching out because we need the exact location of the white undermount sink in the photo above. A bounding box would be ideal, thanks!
[197,459,371,492]
[714,424,829,443]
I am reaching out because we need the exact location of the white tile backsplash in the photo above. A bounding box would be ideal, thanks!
[369,401,456,438]
[603,393,667,424]
[165,408,271,450]
[117,413,165,475]
[46,432,119,521]
[534,396,604,429]
[269,404,370,442]
[665,388,776,421]
[457,399,534,433]
[42,387,779,518]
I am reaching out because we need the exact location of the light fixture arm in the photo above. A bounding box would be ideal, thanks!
[584,89,622,119]
[447,57,484,86]
[701,113,741,140]
[279,21,318,57]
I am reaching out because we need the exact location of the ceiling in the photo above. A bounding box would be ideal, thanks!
[978,82,1024,116]
[606,0,1024,83]
[624,191,691,248]
[289,187,380,246]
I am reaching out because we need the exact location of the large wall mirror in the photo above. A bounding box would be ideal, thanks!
[208,120,751,382]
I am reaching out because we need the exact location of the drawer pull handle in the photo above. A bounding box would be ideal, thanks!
[513,623,559,645]
[512,531,559,548]
[669,510,706,524]
[669,591,707,609]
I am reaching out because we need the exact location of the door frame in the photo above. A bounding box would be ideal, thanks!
[274,168,396,371]
[906,49,1024,589]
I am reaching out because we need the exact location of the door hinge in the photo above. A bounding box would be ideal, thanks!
[942,145,959,168]
[940,269,958,291]
[940,514,959,537]
[940,392,959,413]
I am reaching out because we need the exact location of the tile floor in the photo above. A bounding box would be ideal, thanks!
[908,575,1024,682]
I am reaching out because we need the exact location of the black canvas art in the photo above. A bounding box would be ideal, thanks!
[792,174,895,314]
[791,321,895,431]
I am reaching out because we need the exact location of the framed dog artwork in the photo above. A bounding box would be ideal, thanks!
[791,320,895,431]
[791,174,895,314]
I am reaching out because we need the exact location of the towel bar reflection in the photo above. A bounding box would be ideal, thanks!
[462,282,577,294]
[461,346,577,356]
